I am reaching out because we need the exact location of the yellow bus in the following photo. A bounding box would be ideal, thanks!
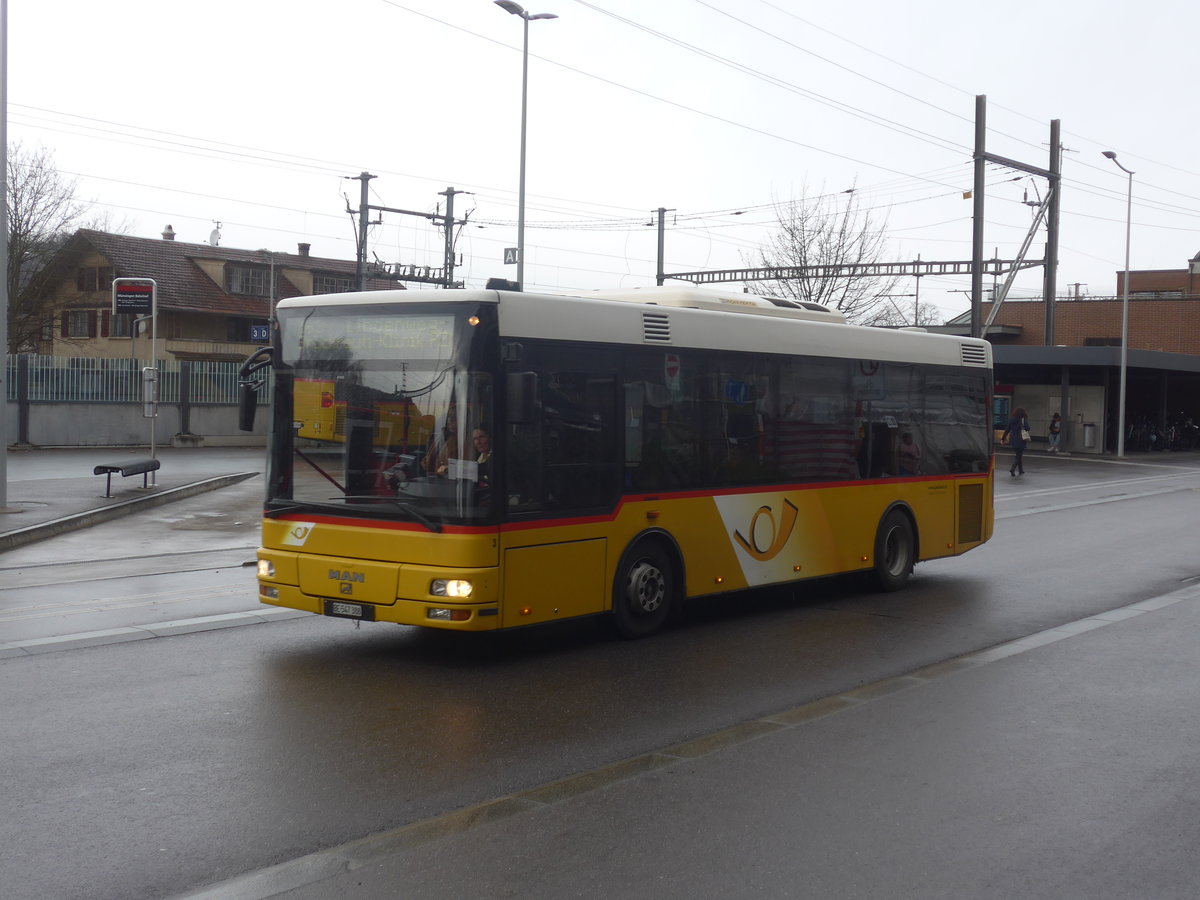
[240,287,993,638]
[292,376,434,449]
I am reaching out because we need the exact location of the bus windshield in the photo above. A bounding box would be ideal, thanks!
[267,303,496,528]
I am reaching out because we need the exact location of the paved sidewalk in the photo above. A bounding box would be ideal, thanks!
[0,446,264,551]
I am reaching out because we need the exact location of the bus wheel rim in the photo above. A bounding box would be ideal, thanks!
[627,560,664,615]
[884,526,908,575]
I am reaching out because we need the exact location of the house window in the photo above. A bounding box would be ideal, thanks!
[228,265,270,296]
[110,313,134,338]
[313,273,354,294]
[75,266,114,292]
[67,310,94,338]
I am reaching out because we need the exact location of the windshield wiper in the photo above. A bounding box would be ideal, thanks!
[336,496,443,533]
[264,503,307,518]
[265,499,346,519]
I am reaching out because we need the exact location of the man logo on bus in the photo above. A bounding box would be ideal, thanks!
[733,499,799,561]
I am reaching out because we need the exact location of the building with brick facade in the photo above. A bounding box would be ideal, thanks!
[975,252,1200,354]
[939,253,1200,454]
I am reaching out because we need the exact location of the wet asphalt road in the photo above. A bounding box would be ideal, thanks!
[3,451,1200,899]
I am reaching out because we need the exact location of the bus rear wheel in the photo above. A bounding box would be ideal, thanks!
[613,540,675,639]
[873,509,915,592]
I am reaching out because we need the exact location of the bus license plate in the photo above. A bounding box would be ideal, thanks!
[324,599,376,621]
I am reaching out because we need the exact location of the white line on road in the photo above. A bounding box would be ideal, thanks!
[0,607,311,658]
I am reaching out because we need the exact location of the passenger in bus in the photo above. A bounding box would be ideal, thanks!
[472,427,492,466]
[898,431,923,476]
[472,426,493,494]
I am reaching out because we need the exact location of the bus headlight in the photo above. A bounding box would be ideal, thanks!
[258,559,275,578]
[431,578,473,599]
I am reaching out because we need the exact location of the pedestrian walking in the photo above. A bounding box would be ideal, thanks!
[1047,412,1062,452]
[1001,406,1031,476]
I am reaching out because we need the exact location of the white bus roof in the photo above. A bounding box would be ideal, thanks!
[579,287,847,323]
[276,286,842,321]
[276,288,991,370]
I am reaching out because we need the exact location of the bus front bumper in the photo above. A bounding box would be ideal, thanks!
[258,582,503,630]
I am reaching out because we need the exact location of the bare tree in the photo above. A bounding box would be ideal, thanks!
[6,142,88,353]
[871,291,944,328]
[752,187,909,326]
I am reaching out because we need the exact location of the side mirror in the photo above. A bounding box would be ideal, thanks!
[506,371,536,424]
[238,382,259,431]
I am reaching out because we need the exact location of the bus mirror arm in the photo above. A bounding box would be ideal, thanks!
[507,371,537,424]
[238,347,274,432]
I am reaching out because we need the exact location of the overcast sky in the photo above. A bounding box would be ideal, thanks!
[8,0,1199,321]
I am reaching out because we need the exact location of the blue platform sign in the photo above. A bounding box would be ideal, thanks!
[724,380,750,404]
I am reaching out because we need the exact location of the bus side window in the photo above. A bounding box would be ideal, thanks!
[624,349,702,490]
[506,347,619,512]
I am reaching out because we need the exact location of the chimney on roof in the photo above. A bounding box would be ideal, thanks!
[162,224,176,241]
[298,242,311,257]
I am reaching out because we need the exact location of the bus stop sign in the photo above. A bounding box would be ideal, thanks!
[112,280,155,316]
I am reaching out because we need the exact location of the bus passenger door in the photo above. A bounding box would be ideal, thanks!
[501,539,607,628]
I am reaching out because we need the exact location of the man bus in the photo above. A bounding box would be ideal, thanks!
[240,287,993,638]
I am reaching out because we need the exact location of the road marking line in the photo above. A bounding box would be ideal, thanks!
[0,607,310,657]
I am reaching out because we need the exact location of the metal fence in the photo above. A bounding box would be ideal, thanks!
[4,355,273,404]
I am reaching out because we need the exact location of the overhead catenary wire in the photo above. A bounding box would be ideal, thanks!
[8,0,1198,307]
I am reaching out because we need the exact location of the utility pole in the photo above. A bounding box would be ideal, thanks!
[971,96,1060,341]
[439,187,472,289]
[347,176,471,289]
[914,254,922,325]
[971,95,987,339]
[1,0,10,509]
[1042,119,1062,346]
[351,171,376,291]
[651,207,676,287]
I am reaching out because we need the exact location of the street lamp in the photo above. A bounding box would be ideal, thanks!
[495,0,557,292]
[1102,150,1134,457]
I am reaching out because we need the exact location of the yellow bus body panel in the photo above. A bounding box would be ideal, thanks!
[256,474,991,631]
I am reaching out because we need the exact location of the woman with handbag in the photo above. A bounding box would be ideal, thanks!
[1001,406,1031,476]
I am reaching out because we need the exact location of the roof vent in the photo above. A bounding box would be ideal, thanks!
[162,224,176,241]
[642,312,671,343]
[960,343,989,367]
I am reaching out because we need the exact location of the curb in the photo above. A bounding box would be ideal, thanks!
[0,472,260,552]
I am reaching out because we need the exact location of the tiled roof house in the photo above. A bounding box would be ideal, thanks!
[40,227,404,361]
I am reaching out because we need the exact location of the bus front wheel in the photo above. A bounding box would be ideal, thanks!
[613,540,676,639]
[873,509,915,592]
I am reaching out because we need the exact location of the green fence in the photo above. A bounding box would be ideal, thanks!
[5,355,273,404]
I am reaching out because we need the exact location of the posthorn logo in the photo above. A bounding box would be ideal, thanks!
[733,499,799,561]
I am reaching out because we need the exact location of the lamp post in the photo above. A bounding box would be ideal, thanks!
[1102,150,1133,457]
[495,0,557,292]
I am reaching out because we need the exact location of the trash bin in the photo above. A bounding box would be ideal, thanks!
[1083,422,1096,449]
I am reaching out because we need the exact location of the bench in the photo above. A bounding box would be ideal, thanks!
[94,458,161,497]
